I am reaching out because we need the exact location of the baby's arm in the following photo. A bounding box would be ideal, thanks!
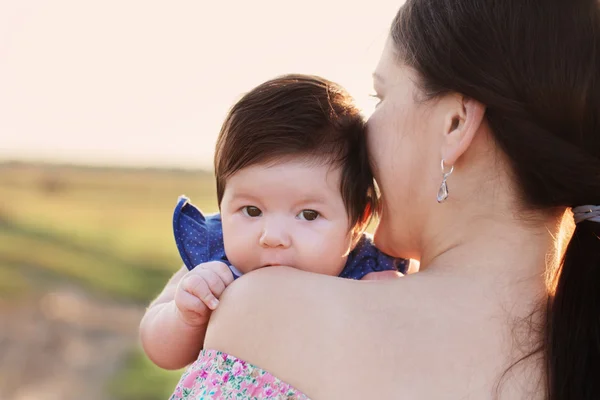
[139,261,234,370]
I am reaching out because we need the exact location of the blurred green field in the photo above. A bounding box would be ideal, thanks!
[0,161,219,399]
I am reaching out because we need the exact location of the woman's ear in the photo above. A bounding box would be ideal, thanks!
[440,96,486,165]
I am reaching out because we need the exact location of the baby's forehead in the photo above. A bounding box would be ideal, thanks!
[223,158,344,203]
[232,155,342,180]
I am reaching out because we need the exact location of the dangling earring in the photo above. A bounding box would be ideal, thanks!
[437,159,454,203]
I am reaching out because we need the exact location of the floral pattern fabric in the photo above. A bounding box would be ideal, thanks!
[170,349,310,399]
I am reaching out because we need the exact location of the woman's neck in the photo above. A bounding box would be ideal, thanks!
[417,207,565,303]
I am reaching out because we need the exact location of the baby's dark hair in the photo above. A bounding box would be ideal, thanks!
[214,74,377,235]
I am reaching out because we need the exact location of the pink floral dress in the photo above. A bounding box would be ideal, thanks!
[170,349,310,399]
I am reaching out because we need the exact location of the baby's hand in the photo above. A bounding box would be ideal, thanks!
[174,261,234,327]
[361,270,403,280]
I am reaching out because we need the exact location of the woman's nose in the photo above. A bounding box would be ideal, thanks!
[259,220,291,248]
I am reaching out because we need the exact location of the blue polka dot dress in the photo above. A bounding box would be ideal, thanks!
[173,195,407,280]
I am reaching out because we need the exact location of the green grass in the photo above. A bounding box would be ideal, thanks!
[0,161,219,302]
[0,261,31,299]
[108,348,184,400]
[0,161,218,398]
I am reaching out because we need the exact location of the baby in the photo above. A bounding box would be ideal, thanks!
[140,74,407,370]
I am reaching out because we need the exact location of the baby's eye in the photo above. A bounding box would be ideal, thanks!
[297,209,319,221]
[242,206,262,217]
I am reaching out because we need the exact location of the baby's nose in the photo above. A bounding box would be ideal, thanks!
[259,220,291,248]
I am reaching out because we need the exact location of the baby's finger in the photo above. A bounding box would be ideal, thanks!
[194,261,234,287]
[175,288,209,315]
[209,262,235,286]
[197,268,231,297]
[181,274,220,310]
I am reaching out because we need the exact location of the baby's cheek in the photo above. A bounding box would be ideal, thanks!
[330,255,349,276]
[301,244,348,277]
[223,238,255,274]
[309,228,352,276]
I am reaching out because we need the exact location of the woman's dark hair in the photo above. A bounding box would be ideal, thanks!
[391,1,600,398]
[214,74,376,235]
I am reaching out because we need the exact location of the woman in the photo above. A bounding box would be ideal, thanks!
[172,1,600,398]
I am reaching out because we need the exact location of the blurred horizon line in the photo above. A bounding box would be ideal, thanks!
[0,156,214,174]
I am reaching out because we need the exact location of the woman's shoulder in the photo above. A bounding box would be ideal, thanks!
[203,266,415,398]
[204,266,344,359]
[204,267,346,395]
[204,266,393,347]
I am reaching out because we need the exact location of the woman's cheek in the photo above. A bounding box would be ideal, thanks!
[366,113,389,171]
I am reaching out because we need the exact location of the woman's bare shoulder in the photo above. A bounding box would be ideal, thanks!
[203,268,459,398]
[203,267,375,392]
[204,266,341,354]
[204,266,415,354]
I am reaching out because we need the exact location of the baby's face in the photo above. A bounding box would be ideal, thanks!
[220,158,353,276]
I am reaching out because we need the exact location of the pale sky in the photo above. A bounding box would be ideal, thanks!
[1,1,402,169]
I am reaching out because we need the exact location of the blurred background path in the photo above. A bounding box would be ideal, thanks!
[0,163,215,399]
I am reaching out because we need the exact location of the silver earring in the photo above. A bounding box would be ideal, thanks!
[437,159,454,203]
